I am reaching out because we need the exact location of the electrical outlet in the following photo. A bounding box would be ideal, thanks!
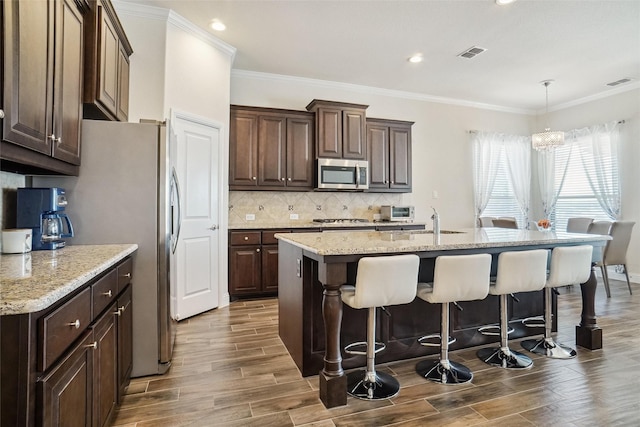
[289,213,299,220]
[245,214,255,221]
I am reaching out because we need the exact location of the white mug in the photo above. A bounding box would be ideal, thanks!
[2,229,33,254]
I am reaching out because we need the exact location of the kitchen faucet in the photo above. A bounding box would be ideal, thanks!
[431,207,440,244]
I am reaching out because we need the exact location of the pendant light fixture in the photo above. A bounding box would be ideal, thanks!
[532,80,564,151]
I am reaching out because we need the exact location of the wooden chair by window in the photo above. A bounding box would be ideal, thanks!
[596,221,635,297]
[566,217,594,233]
[479,217,495,227]
[492,217,518,229]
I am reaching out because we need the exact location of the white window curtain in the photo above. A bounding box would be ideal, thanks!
[472,132,502,222]
[472,131,530,227]
[537,146,572,218]
[503,135,532,226]
[573,121,621,219]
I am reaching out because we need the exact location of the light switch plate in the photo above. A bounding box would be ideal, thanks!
[245,214,255,221]
[289,213,299,220]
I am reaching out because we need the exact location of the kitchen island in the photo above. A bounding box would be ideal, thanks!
[276,228,610,408]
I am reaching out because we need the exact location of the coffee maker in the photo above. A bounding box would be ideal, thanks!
[17,188,74,250]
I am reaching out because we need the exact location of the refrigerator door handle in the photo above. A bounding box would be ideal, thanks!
[170,167,182,254]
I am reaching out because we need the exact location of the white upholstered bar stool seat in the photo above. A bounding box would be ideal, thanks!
[476,250,549,369]
[415,254,491,384]
[521,245,593,359]
[340,254,420,400]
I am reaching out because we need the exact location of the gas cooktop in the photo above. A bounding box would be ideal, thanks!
[312,218,370,224]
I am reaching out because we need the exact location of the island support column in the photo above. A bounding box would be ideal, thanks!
[576,265,602,349]
[318,262,348,408]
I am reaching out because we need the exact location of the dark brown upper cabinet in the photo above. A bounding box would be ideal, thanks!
[83,0,132,122]
[230,106,314,191]
[1,0,86,175]
[306,99,368,160]
[367,118,413,192]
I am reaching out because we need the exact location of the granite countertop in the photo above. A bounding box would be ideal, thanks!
[0,244,138,316]
[275,227,611,256]
[229,221,426,230]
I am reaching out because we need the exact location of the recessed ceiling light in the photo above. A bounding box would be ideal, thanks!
[408,54,424,63]
[495,0,516,5]
[210,19,226,31]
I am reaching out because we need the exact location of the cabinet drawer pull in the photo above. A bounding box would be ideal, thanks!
[102,290,112,297]
[122,273,131,278]
[114,308,122,316]
[281,177,285,181]
[0,109,4,119]
[252,176,257,180]
[287,178,292,181]
[244,236,249,241]
[67,319,81,329]
[85,341,98,349]
[120,305,126,312]
[256,248,261,253]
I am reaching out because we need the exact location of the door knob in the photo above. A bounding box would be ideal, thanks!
[208,225,218,231]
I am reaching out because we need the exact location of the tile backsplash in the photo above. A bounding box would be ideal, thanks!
[229,191,406,226]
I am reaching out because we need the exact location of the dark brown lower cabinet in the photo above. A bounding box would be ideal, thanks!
[262,244,279,293]
[92,305,117,427]
[1,257,133,427]
[39,331,94,427]
[117,285,133,401]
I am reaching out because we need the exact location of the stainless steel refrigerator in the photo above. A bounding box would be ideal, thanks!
[35,119,178,377]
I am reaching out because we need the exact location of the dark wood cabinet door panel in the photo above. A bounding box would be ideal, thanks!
[2,0,53,154]
[229,111,259,187]
[258,115,286,187]
[367,123,390,189]
[262,245,279,292]
[39,331,93,427]
[96,3,119,115]
[117,285,133,402]
[342,108,366,160]
[286,116,314,187]
[116,45,130,121]
[52,0,83,165]
[315,107,342,158]
[389,125,411,189]
[229,246,262,294]
[92,307,117,427]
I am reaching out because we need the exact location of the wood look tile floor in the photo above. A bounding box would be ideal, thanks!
[112,279,640,426]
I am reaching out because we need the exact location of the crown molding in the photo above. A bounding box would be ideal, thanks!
[112,1,236,60]
[233,69,640,115]
[550,81,640,113]
[231,69,534,115]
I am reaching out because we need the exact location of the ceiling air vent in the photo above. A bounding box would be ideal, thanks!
[457,46,486,59]
[606,78,634,87]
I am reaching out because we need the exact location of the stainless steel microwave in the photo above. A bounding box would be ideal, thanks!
[316,158,369,190]
[380,205,415,221]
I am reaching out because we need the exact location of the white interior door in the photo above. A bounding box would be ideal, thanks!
[171,111,221,320]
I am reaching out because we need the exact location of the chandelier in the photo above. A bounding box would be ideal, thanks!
[532,80,564,151]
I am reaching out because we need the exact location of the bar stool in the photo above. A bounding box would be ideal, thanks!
[341,254,420,400]
[521,245,593,359]
[476,249,549,369]
[415,253,491,384]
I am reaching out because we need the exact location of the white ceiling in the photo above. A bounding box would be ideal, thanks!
[120,0,640,112]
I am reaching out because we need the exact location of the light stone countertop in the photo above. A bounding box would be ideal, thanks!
[1,244,138,316]
[275,227,611,256]
[229,221,426,230]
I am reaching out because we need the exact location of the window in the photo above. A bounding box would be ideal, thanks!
[551,124,620,232]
